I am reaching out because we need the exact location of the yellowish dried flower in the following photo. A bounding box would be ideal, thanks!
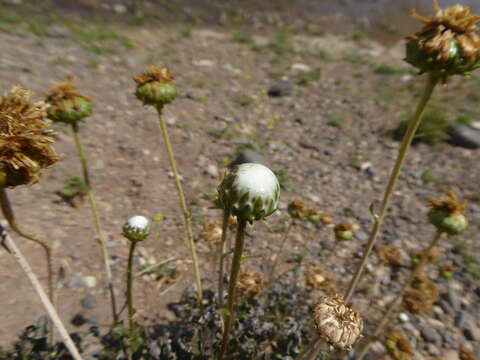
[46,80,92,124]
[406,0,480,78]
[201,219,223,246]
[410,246,440,267]
[385,331,414,360]
[0,85,58,187]
[236,269,263,298]
[133,66,177,106]
[312,295,363,351]
[428,189,468,235]
[133,66,175,85]
[287,199,308,219]
[377,245,406,266]
[439,262,455,279]
[305,264,338,296]
[403,275,438,314]
[459,345,478,360]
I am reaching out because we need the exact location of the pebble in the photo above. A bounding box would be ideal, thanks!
[355,231,368,241]
[267,81,293,97]
[420,327,440,343]
[291,63,312,72]
[80,295,97,310]
[443,350,460,360]
[474,287,480,297]
[398,312,409,323]
[442,291,461,312]
[448,123,480,148]
[229,149,268,167]
[193,59,214,67]
[112,4,127,14]
[427,343,440,356]
[82,276,97,288]
[71,313,88,327]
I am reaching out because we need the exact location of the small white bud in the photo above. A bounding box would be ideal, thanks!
[123,215,150,242]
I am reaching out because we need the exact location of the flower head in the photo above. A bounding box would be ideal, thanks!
[377,245,406,266]
[133,66,177,106]
[218,163,280,222]
[0,85,58,187]
[403,275,438,314]
[334,223,354,241]
[236,269,263,298]
[46,80,93,124]
[427,189,468,235]
[385,330,414,360]
[201,219,223,246]
[405,0,480,79]
[312,295,363,351]
[287,199,308,219]
[123,215,150,242]
[305,264,338,295]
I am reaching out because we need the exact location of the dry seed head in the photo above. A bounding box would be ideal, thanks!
[236,269,263,298]
[287,199,308,219]
[133,66,177,106]
[439,262,455,279]
[312,295,363,351]
[133,66,175,85]
[46,80,92,124]
[406,0,480,79]
[410,246,440,267]
[201,219,223,246]
[428,189,468,235]
[0,85,58,187]
[385,331,414,360]
[377,245,406,266]
[334,222,354,241]
[305,264,338,296]
[403,275,438,314]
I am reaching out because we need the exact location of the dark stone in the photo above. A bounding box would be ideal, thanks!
[442,291,461,311]
[80,295,97,310]
[229,149,268,167]
[71,313,88,326]
[421,327,440,343]
[448,123,480,149]
[475,287,480,297]
[267,81,293,97]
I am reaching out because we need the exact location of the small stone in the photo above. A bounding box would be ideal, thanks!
[448,123,480,149]
[112,4,127,14]
[229,149,268,167]
[291,63,312,72]
[442,291,461,311]
[193,59,214,67]
[474,287,480,297]
[67,276,82,288]
[82,276,97,288]
[205,164,219,178]
[398,312,409,323]
[421,327,440,343]
[443,350,460,360]
[267,80,293,97]
[80,295,97,310]
[427,344,440,356]
[464,321,480,341]
[71,313,88,327]
[355,231,368,241]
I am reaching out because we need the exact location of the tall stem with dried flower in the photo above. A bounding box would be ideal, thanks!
[71,122,118,324]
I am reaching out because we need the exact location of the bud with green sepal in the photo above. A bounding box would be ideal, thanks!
[46,81,93,124]
[334,222,354,241]
[287,199,308,220]
[427,190,468,236]
[123,215,150,242]
[133,66,177,107]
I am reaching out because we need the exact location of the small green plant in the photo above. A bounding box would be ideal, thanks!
[374,64,409,75]
[232,92,254,106]
[342,50,370,65]
[232,31,253,44]
[57,176,89,205]
[421,168,439,184]
[268,27,293,55]
[351,31,365,42]
[297,70,321,86]
[326,116,343,128]
[455,113,475,125]
[395,108,450,145]
[180,24,193,38]
[274,168,293,191]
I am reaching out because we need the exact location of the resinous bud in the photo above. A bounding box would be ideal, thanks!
[123,215,150,242]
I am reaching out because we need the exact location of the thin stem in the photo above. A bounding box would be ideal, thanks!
[296,336,322,360]
[71,122,118,324]
[268,219,294,282]
[1,225,84,360]
[218,210,230,306]
[344,73,439,302]
[218,219,247,360]
[356,230,443,360]
[127,240,138,350]
[155,105,203,301]
[0,188,55,341]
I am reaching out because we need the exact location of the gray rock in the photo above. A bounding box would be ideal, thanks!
[80,295,96,310]
[448,123,480,149]
[355,231,368,241]
[442,291,461,311]
[427,343,440,356]
[475,287,480,297]
[267,81,293,97]
[464,321,480,341]
[421,327,440,343]
[229,149,268,167]
[455,311,472,328]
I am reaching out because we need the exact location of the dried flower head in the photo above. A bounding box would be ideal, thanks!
[385,331,414,360]
[236,269,263,298]
[201,219,223,246]
[410,246,440,267]
[0,85,58,187]
[439,262,455,279]
[428,189,468,235]
[459,345,478,360]
[287,199,308,219]
[133,66,177,106]
[406,0,480,79]
[312,295,363,351]
[305,264,338,295]
[46,80,92,124]
[334,222,354,241]
[377,245,406,266]
[306,208,333,224]
[403,275,438,314]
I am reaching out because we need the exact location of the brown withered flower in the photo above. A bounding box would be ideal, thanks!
[334,222,354,241]
[427,189,468,235]
[133,66,177,106]
[46,80,92,124]
[459,345,478,360]
[403,275,438,314]
[410,246,440,268]
[312,295,363,351]
[377,245,406,266]
[406,0,480,79]
[439,262,455,279]
[236,269,263,298]
[287,199,308,219]
[385,331,414,360]
[0,85,58,187]
[201,219,223,246]
[305,264,338,295]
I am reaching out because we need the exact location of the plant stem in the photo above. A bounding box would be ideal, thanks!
[71,122,118,324]
[296,336,322,360]
[1,225,84,360]
[0,188,55,341]
[268,219,294,282]
[356,230,443,360]
[155,105,203,301]
[126,240,138,349]
[218,219,247,360]
[217,210,230,306]
[344,72,439,302]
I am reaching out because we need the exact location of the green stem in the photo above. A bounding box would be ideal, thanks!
[356,230,443,360]
[155,105,203,301]
[268,219,294,282]
[127,240,138,349]
[218,219,247,360]
[0,188,55,342]
[71,122,118,324]
[218,210,230,306]
[344,72,439,302]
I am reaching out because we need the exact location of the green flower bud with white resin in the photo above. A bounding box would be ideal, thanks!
[123,215,150,242]
[218,163,280,222]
